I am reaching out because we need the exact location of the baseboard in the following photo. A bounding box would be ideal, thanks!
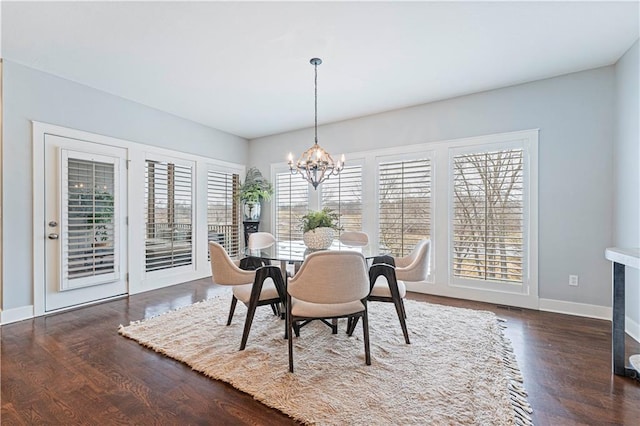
[627,315,640,343]
[539,298,611,320]
[131,270,209,295]
[1,305,35,325]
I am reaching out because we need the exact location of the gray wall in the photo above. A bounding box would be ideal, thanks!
[2,60,248,310]
[614,40,640,324]
[249,66,616,308]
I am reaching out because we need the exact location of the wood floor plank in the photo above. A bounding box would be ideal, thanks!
[2,277,639,425]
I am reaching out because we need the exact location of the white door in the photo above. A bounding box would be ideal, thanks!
[44,134,128,312]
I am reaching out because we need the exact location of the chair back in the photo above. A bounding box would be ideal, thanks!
[395,239,431,282]
[339,231,369,247]
[248,232,276,249]
[288,251,369,304]
[208,241,254,285]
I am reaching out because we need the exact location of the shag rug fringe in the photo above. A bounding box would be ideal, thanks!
[119,294,533,425]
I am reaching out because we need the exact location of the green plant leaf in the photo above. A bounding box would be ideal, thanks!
[299,208,341,233]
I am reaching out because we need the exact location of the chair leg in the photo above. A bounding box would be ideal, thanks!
[400,297,408,320]
[393,297,410,344]
[288,296,294,373]
[384,269,410,345]
[240,273,266,351]
[227,296,238,326]
[331,318,338,334]
[347,316,360,336]
[362,309,371,365]
[270,303,278,316]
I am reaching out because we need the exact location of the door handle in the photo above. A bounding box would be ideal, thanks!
[48,233,59,240]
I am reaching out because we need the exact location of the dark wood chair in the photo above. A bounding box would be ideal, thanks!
[208,241,285,350]
[348,239,431,344]
[286,251,371,373]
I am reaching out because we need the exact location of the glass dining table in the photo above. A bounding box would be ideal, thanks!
[244,239,386,282]
[241,239,393,339]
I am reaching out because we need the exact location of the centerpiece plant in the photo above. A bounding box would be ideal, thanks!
[300,207,341,250]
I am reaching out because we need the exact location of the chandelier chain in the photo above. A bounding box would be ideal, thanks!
[314,60,318,144]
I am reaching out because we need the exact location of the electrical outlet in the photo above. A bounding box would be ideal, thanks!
[569,275,579,286]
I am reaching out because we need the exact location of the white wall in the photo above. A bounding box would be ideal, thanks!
[614,40,640,326]
[249,66,616,309]
[1,60,248,310]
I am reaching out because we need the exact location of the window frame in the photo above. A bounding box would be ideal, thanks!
[374,151,434,282]
[319,158,365,235]
[448,140,530,294]
[271,165,311,242]
[206,165,241,258]
[143,154,196,277]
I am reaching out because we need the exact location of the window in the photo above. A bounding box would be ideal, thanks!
[145,160,193,272]
[270,130,537,306]
[63,154,118,289]
[274,172,309,241]
[207,170,240,258]
[378,158,431,257]
[321,165,363,232]
[451,148,524,284]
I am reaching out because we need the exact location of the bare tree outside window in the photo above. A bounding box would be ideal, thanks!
[378,159,431,257]
[452,149,523,284]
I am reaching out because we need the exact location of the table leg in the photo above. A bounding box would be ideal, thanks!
[612,261,638,379]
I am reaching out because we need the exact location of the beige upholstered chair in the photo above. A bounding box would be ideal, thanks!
[248,232,276,249]
[365,239,431,344]
[208,241,285,350]
[339,231,369,247]
[286,251,371,373]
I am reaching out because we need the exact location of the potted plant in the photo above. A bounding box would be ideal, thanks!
[300,207,341,250]
[238,167,273,221]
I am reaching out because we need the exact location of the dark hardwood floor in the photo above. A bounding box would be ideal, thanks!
[2,278,639,425]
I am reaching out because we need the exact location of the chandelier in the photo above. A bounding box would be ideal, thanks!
[288,58,344,189]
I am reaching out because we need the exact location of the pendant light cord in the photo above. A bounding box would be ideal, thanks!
[314,61,318,145]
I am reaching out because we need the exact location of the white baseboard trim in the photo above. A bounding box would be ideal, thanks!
[1,305,35,325]
[131,271,209,295]
[538,298,611,320]
[626,316,640,343]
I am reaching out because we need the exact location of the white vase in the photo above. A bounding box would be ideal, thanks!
[242,202,261,221]
[303,227,335,250]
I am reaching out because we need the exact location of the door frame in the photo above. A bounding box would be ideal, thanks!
[33,122,134,316]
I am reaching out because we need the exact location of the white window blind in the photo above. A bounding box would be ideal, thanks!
[275,172,309,242]
[452,148,524,284]
[145,160,193,272]
[207,170,240,258]
[378,158,431,257]
[64,158,117,286]
[321,165,363,232]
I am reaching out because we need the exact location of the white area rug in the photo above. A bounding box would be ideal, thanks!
[119,294,533,425]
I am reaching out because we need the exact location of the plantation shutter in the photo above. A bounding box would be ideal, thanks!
[452,148,524,284]
[378,158,431,257]
[321,165,363,232]
[145,160,193,272]
[207,170,240,258]
[275,172,309,242]
[63,155,118,289]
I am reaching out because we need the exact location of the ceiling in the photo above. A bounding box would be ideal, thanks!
[2,1,639,140]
